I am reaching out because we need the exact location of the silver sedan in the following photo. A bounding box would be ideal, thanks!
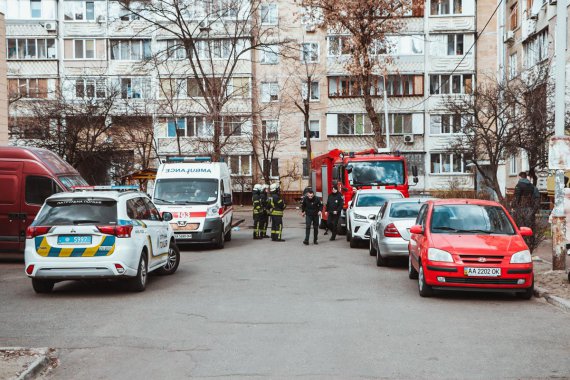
[369,198,431,266]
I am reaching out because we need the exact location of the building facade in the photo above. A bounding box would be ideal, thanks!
[0,12,7,145]
[3,0,499,193]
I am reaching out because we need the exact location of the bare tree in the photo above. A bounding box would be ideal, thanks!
[118,0,292,161]
[298,0,412,148]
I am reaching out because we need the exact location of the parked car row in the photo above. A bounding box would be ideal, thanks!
[346,189,535,299]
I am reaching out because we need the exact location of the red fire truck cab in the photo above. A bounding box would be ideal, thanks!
[311,149,418,234]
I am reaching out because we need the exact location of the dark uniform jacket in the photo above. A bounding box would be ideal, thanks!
[326,192,344,214]
[269,194,286,216]
[252,193,262,215]
[301,196,323,216]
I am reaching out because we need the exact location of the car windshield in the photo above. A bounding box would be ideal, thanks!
[430,204,516,235]
[349,161,404,186]
[58,175,89,189]
[153,178,219,205]
[35,198,117,226]
[389,202,423,218]
[356,193,402,207]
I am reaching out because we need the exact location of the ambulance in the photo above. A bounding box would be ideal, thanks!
[152,157,233,248]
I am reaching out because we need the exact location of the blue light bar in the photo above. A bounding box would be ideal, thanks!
[71,185,140,191]
[167,156,212,163]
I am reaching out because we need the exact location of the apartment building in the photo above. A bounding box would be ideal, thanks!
[0,12,7,145]
[3,0,497,193]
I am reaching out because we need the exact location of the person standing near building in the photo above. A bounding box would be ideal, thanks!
[301,188,323,245]
[325,182,344,240]
[268,183,286,242]
[512,171,540,227]
[252,184,263,239]
[259,184,270,238]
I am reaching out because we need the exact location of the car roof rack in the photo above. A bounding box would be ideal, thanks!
[71,185,140,192]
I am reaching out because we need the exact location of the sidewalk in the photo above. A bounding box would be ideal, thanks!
[0,348,56,380]
[532,240,570,310]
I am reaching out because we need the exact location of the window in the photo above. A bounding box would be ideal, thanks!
[430,153,467,174]
[337,114,373,135]
[401,152,425,175]
[73,39,96,59]
[143,198,161,221]
[261,4,278,24]
[74,78,106,99]
[384,114,413,134]
[167,118,187,137]
[227,155,252,176]
[7,39,56,59]
[430,115,464,134]
[510,3,519,30]
[8,79,48,99]
[302,158,310,177]
[509,53,518,79]
[304,120,320,138]
[119,5,141,21]
[166,40,186,59]
[509,155,518,176]
[30,0,42,18]
[260,45,279,64]
[120,77,147,99]
[447,34,464,55]
[328,75,424,97]
[126,198,148,220]
[196,39,248,60]
[26,176,59,205]
[261,82,279,102]
[327,35,352,56]
[263,158,279,178]
[302,81,320,100]
[262,120,279,139]
[223,116,245,136]
[301,42,319,63]
[110,40,151,60]
[64,1,96,21]
[430,0,462,15]
[524,29,548,68]
[430,74,473,94]
[226,77,250,98]
[160,78,187,99]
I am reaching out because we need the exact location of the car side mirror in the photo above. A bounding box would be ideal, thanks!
[412,165,418,177]
[410,225,424,235]
[368,214,376,220]
[222,194,232,206]
[519,227,533,237]
[162,212,173,222]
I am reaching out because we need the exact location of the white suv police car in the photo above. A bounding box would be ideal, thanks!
[24,186,180,293]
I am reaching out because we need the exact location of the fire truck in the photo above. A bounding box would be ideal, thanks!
[311,149,418,234]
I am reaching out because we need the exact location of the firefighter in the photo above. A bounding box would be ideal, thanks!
[301,188,323,245]
[268,183,286,242]
[260,184,270,238]
[325,181,344,240]
[252,184,263,239]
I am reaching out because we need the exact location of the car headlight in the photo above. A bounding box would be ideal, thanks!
[354,213,367,220]
[427,248,454,263]
[510,250,532,264]
[206,206,220,217]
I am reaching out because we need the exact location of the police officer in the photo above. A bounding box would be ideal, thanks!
[325,181,344,240]
[252,184,263,239]
[268,183,286,242]
[259,184,270,238]
[301,188,323,245]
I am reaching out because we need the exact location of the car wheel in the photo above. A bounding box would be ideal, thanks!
[346,223,352,242]
[349,236,358,248]
[215,229,225,249]
[408,254,418,279]
[369,238,377,256]
[418,264,433,297]
[516,278,534,300]
[32,279,54,294]
[224,223,232,242]
[156,242,180,276]
[128,252,148,292]
[376,245,388,266]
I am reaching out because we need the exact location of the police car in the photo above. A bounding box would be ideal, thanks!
[24,186,180,293]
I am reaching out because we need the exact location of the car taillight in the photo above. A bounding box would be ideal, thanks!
[26,265,34,275]
[114,263,125,274]
[97,225,133,238]
[384,223,402,238]
[26,226,52,239]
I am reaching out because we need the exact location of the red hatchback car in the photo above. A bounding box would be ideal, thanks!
[408,199,534,299]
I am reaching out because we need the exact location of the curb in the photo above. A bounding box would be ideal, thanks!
[0,347,54,380]
[534,286,570,313]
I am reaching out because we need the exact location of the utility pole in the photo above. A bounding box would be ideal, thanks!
[550,0,568,270]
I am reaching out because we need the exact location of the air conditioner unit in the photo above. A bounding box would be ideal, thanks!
[97,15,106,23]
[43,22,57,32]
[199,20,211,31]
[305,23,316,32]
[529,11,538,19]
[403,134,414,144]
[504,31,515,43]
[300,138,307,148]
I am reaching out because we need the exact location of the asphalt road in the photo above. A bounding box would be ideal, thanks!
[1,210,570,379]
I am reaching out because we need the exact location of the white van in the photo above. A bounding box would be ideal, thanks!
[152,158,233,248]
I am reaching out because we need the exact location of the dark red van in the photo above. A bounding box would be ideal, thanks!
[0,146,88,253]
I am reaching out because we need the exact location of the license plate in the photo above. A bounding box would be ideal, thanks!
[58,235,92,245]
[175,234,193,239]
[464,267,501,277]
